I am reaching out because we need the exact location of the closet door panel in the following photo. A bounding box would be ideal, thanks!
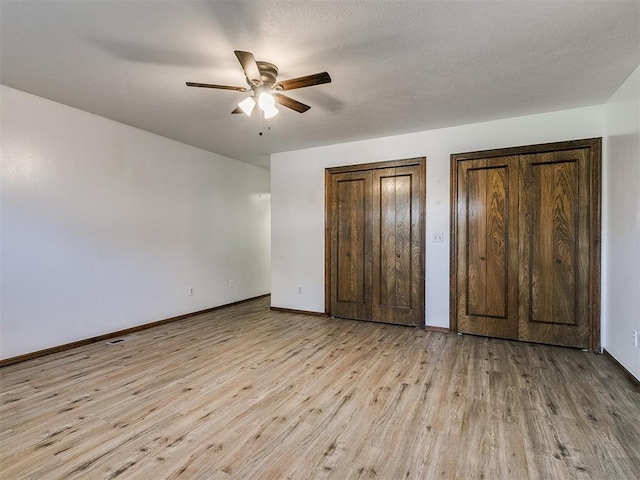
[329,171,372,321]
[466,162,489,319]
[456,156,519,339]
[519,149,590,347]
[372,165,423,326]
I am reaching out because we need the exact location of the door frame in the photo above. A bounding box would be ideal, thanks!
[325,157,426,326]
[449,138,602,351]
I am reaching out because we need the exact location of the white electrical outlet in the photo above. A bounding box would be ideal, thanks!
[633,330,639,348]
[298,286,303,295]
[432,232,444,243]
[189,287,194,296]
[229,280,234,288]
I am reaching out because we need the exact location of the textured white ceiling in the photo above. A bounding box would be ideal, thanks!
[2,1,639,169]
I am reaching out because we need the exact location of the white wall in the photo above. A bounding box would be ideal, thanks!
[603,65,640,381]
[271,106,605,331]
[0,86,271,360]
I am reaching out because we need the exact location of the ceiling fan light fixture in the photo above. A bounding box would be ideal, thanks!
[258,92,276,110]
[263,105,279,119]
[238,96,256,116]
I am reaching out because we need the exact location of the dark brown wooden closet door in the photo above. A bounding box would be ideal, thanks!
[372,165,424,326]
[518,149,590,348]
[328,170,372,321]
[451,138,600,350]
[455,156,519,338]
[326,157,425,327]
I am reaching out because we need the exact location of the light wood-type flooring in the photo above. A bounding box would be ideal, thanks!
[1,297,639,479]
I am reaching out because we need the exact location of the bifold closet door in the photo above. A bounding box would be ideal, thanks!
[327,158,425,327]
[451,139,600,350]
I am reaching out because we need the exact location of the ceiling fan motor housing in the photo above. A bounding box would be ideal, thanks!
[255,61,279,89]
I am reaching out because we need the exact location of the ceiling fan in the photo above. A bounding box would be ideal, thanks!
[186,50,331,119]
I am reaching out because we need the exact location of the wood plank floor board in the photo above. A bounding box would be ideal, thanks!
[1,297,638,479]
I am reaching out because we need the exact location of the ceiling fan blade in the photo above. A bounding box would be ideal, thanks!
[231,106,243,114]
[234,50,262,86]
[275,72,331,91]
[273,93,311,113]
[186,82,247,92]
